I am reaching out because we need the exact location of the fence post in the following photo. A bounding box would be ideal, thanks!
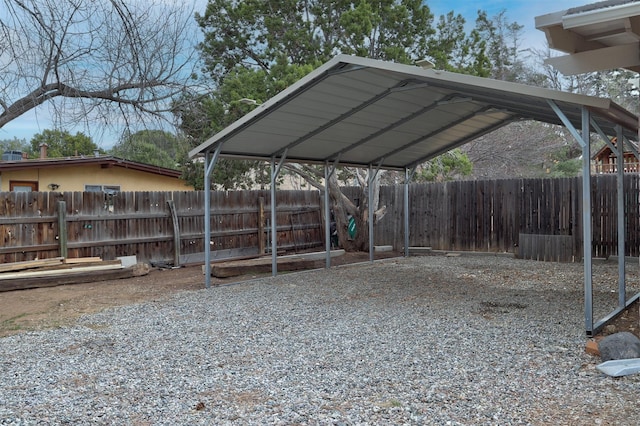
[57,200,68,259]
[167,200,180,266]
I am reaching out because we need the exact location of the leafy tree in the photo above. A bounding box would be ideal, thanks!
[474,10,524,81]
[416,149,473,182]
[196,0,433,82]
[110,130,185,170]
[543,145,583,178]
[0,137,29,155]
[175,63,309,189]
[0,0,198,133]
[28,129,99,158]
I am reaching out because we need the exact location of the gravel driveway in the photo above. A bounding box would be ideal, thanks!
[1,255,639,425]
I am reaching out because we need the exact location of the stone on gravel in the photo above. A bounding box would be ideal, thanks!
[599,331,640,361]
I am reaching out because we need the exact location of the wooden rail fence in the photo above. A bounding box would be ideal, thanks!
[360,174,640,260]
[1,174,639,265]
[0,190,324,264]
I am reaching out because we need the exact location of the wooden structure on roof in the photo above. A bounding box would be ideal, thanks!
[592,138,640,173]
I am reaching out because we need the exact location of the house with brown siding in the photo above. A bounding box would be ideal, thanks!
[592,138,640,174]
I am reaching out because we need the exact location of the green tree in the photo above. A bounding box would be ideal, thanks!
[28,130,99,158]
[175,63,308,189]
[416,149,473,182]
[110,130,184,170]
[474,10,524,81]
[0,137,29,155]
[195,0,433,83]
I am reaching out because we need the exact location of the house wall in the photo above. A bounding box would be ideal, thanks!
[0,164,192,192]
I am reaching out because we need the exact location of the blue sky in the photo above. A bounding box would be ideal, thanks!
[428,0,589,50]
[1,0,592,148]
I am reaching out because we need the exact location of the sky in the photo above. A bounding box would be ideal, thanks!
[427,0,589,50]
[0,0,593,149]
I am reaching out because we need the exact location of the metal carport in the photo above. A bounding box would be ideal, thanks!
[189,54,638,336]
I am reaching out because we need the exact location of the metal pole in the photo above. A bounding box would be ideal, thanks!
[204,152,211,288]
[270,158,277,276]
[203,144,223,289]
[581,107,593,334]
[616,126,626,307]
[324,162,331,268]
[404,167,416,257]
[368,164,374,262]
[269,151,289,277]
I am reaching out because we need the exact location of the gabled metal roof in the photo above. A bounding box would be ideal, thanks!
[535,0,640,74]
[190,55,638,171]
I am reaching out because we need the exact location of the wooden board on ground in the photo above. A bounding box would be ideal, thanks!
[0,260,122,275]
[0,263,150,292]
[0,257,64,273]
[206,250,346,278]
[63,257,103,264]
[207,255,325,278]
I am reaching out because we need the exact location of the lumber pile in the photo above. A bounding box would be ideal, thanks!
[0,257,150,292]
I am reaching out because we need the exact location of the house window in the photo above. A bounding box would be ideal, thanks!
[10,181,38,192]
[85,184,121,193]
[85,184,120,212]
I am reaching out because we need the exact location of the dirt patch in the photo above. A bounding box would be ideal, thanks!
[0,251,395,337]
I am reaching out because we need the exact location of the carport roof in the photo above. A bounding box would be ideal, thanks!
[189,54,638,171]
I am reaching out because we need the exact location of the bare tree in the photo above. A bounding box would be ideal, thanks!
[0,0,199,134]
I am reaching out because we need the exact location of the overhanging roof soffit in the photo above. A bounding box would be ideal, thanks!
[544,25,604,52]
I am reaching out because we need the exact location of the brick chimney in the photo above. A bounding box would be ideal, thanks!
[39,143,48,159]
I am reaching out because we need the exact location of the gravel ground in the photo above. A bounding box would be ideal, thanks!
[1,255,640,425]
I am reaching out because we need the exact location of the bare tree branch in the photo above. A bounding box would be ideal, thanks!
[0,0,200,133]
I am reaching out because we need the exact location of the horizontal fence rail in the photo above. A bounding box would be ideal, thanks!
[1,174,638,265]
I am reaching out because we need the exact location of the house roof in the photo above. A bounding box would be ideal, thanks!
[535,0,640,74]
[592,137,639,159]
[0,155,183,178]
[189,54,638,171]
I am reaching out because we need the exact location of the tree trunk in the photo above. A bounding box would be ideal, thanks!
[283,164,386,252]
[327,172,371,252]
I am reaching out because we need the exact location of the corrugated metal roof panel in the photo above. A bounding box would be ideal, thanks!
[190,55,638,170]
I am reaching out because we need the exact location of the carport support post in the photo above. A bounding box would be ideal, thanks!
[404,167,416,257]
[593,121,627,309]
[324,162,331,268]
[581,107,594,334]
[369,164,374,261]
[616,125,626,307]
[270,151,288,276]
[549,101,594,334]
[204,144,223,289]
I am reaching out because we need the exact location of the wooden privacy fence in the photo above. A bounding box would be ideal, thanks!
[0,190,324,264]
[2,174,640,265]
[363,174,640,261]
